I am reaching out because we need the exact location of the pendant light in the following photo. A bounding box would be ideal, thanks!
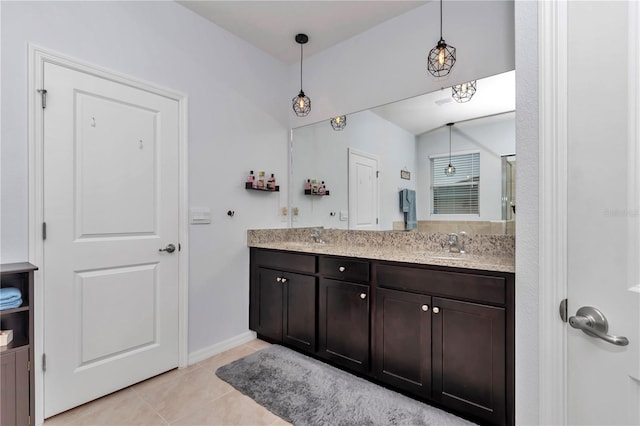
[445,122,456,176]
[292,33,311,117]
[427,0,456,77]
[452,80,477,103]
[330,115,347,131]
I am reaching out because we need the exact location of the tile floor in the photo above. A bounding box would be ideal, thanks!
[44,339,292,426]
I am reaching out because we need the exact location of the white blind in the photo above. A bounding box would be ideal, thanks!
[431,152,480,214]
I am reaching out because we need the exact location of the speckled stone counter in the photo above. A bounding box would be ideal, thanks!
[248,228,515,273]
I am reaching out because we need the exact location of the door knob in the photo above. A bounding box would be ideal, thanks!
[568,306,629,346]
[159,243,176,253]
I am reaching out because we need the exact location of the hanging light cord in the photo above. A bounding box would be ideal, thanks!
[299,43,304,92]
[448,125,452,164]
[439,0,443,40]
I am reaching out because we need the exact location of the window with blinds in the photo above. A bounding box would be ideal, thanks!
[431,152,480,214]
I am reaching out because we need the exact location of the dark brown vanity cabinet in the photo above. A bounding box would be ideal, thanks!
[249,248,514,425]
[374,287,432,396]
[375,262,514,425]
[318,256,371,373]
[1,263,37,426]
[318,278,370,372]
[250,249,317,352]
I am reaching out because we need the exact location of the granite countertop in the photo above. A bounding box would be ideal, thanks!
[249,240,515,273]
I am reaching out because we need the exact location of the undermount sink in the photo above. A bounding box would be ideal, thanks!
[411,251,466,261]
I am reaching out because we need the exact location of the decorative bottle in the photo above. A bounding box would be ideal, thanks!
[304,179,311,191]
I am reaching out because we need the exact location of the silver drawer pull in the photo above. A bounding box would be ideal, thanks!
[421,304,429,312]
[432,307,440,314]
[339,266,346,272]
[360,293,367,300]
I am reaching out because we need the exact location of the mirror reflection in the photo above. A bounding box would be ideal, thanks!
[290,70,515,234]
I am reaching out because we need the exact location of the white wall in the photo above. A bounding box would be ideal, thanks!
[416,112,516,221]
[291,110,416,230]
[0,1,289,353]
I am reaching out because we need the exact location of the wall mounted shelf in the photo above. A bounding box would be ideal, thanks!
[246,182,279,192]
[304,189,330,196]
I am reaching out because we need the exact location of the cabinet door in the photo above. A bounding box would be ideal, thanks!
[1,348,30,426]
[283,272,317,351]
[318,278,370,373]
[253,268,284,342]
[432,297,506,425]
[374,288,431,397]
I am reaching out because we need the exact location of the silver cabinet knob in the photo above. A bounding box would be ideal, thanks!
[432,307,440,314]
[421,304,429,312]
[360,293,367,300]
[159,243,176,253]
[281,278,288,283]
[276,277,282,282]
[339,266,346,272]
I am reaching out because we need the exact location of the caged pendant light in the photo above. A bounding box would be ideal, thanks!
[452,80,477,103]
[445,122,456,176]
[330,115,347,131]
[427,0,456,77]
[292,33,311,117]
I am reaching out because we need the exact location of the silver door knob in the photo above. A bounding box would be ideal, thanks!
[339,266,346,272]
[159,243,176,253]
[360,293,367,299]
[569,306,629,346]
[432,307,440,314]
[421,304,429,312]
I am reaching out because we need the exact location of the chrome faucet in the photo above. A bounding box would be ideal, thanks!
[310,229,325,244]
[448,232,466,254]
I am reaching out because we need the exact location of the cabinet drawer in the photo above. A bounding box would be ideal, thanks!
[253,249,316,274]
[377,264,505,305]
[319,256,370,283]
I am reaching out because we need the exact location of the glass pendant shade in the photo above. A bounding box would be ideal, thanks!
[293,91,311,117]
[427,0,456,77]
[330,115,347,131]
[445,122,456,176]
[293,33,311,117]
[452,80,477,103]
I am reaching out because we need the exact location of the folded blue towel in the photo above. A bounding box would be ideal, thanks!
[0,297,23,310]
[0,287,22,302]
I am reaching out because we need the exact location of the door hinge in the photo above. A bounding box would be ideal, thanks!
[376,218,379,224]
[42,222,47,240]
[42,353,46,372]
[559,298,568,322]
[27,360,30,372]
[37,89,48,109]
[28,415,31,426]
[178,243,181,252]
[376,171,380,178]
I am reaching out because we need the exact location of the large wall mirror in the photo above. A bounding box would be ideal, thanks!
[290,70,515,234]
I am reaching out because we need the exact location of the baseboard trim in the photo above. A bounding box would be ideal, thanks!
[187,331,257,365]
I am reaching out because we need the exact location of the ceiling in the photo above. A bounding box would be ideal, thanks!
[178,1,514,135]
[177,1,428,63]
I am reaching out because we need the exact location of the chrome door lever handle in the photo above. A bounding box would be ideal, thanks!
[159,243,176,253]
[568,306,629,346]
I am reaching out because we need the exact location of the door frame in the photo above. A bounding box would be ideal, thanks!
[27,45,190,425]
[538,1,640,424]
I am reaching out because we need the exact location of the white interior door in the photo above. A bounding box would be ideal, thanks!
[566,1,640,424]
[42,62,180,417]
[348,149,379,230]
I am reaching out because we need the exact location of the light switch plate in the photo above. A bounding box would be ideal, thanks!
[190,207,212,224]
[339,211,349,221]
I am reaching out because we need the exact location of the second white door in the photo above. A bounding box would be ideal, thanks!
[348,149,379,230]
[42,62,181,417]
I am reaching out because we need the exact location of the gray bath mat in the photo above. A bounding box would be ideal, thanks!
[215,344,475,426]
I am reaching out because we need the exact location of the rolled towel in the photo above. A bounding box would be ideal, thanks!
[0,297,23,310]
[0,287,22,302]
